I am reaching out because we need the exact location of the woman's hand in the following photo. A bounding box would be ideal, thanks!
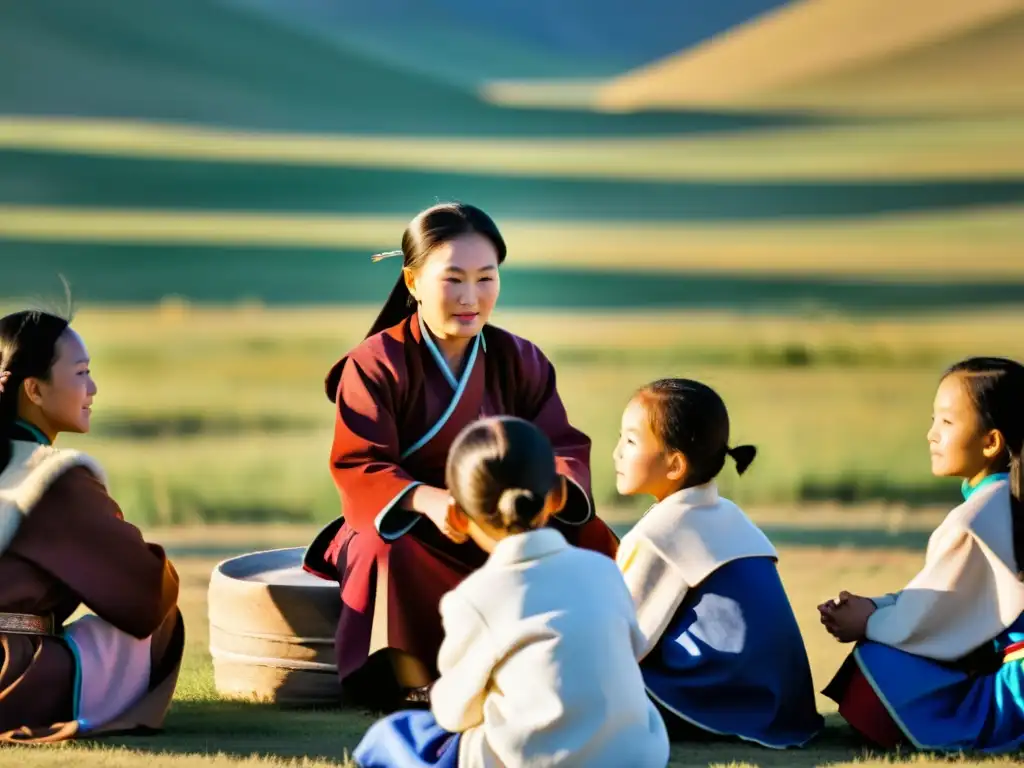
[0,370,8,395]
[412,486,469,544]
[819,591,876,643]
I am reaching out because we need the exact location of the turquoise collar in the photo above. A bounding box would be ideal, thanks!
[961,472,1009,501]
[12,419,52,446]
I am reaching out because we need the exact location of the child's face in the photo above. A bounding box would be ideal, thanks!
[927,374,1002,481]
[613,397,683,500]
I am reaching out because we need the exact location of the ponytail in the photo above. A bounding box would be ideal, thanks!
[323,272,413,402]
[1009,448,1024,578]
[497,488,544,534]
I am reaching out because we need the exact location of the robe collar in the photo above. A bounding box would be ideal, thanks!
[487,527,568,567]
[11,419,51,446]
[962,472,1010,501]
[415,311,485,391]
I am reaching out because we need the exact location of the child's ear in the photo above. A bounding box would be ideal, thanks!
[666,451,687,482]
[983,429,1006,462]
[447,496,471,534]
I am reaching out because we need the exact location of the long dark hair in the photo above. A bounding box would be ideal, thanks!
[445,416,556,534]
[944,357,1024,573]
[0,311,71,470]
[324,202,506,401]
[636,378,756,488]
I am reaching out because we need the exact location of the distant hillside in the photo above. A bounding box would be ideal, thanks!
[597,0,1023,114]
[225,0,791,84]
[754,8,1024,114]
[0,0,806,136]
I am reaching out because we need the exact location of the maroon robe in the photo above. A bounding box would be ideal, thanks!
[304,313,618,704]
[0,465,183,742]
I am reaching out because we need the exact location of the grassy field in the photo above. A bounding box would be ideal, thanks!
[3,527,1020,767]
[1,304,1011,528]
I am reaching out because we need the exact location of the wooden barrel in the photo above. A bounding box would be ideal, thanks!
[208,547,342,706]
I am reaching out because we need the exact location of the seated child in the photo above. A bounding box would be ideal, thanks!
[353,415,669,768]
[613,378,823,747]
[820,357,1024,753]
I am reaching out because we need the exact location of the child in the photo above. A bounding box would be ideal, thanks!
[820,357,1024,753]
[354,416,669,768]
[613,378,823,747]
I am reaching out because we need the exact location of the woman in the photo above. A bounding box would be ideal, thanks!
[303,202,619,710]
[0,310,183,743]
[820,357,1024,753]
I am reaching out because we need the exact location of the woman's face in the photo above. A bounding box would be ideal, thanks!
[23,328,97,436]
[405,233,501,341]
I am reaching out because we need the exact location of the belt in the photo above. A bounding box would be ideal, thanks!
[0,612,58,637]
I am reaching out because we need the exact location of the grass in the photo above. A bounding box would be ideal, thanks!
[9,304,1016,527]
[3,530,1019,767]
[3,115,1024,181]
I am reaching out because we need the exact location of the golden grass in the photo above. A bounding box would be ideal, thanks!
[3,205,1023,279]
[595,0,1022,113]
[24,304,1021,525]
[2,115,1024,180]
[3,538,1015,767]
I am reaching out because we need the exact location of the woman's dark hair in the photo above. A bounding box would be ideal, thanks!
[943,357,1024,574]
[324,202,506,401]
[636,378,756,488]
[0,310,71,469]
[445,416,556,534]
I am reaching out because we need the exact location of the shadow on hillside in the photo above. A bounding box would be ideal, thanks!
[6,244,1024,314]
[5,151,1024,219]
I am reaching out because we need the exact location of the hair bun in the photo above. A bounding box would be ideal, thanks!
[497,488,542,530]
[727,444,757,475]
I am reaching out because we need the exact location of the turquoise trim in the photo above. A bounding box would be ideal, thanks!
[14,419,51,446]
[962,472,1010,501]
[418,313,458,390]
[401,333,481,460]
[64,629,85,724]
[374,481,425,541]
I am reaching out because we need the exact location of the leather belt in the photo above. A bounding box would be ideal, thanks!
[0,612,58,637]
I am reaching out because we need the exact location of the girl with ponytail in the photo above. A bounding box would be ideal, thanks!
[821,357,1024,753]
[353,416,669,768]
[612,378,822,747]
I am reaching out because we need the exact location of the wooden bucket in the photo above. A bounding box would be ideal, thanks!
[208,547,342,706]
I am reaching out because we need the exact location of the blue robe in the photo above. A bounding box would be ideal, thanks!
[641,556,823,747]
[848,473,1024,753]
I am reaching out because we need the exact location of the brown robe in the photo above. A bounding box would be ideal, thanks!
[304,314,618,706]
[0,465,183,742]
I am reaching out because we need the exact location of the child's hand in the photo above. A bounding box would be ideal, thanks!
[819,591,875,642]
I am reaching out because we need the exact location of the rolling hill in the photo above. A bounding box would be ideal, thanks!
[0,0,806,136]
[596,0,1024,114]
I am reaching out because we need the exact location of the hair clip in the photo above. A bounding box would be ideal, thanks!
[371,249,403,263]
